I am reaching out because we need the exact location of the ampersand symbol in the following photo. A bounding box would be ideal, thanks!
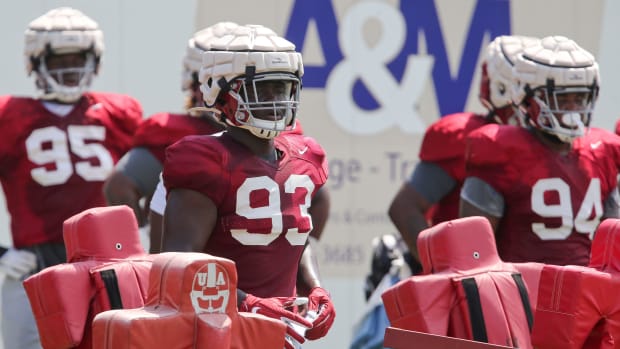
[326,1,433,135]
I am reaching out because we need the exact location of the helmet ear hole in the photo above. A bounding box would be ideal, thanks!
[29,57,40,74]
[497,82,506,96]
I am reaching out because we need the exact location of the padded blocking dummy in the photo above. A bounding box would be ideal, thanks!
[92,252,287,349]
[382,217,534,348]
[530,264,611,349]
[589,218,620,348]
[529,218,620,349]
[23,205,153,349]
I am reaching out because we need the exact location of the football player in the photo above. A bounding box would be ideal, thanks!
[103,22,235,251]
[124,22,330,254]
[387,35,538,268]
[161,25,335,348]
[0,7,142,349]
[460,36,620,265]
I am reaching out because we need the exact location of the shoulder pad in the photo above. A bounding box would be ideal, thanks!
[420,113,487,162]
[163,135,228,203]
[581,127,620,168]
[86,92,143,120]
[278,133,327,182]
[465,124,514,166]
[0,96,33,117]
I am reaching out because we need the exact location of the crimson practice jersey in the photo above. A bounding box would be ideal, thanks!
[131,113,222,163]
[0,93,142,248]
[465,124,619,265]
[163,131,327,298]
[418,112,488,224]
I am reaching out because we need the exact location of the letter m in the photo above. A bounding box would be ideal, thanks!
[397,0,510,115]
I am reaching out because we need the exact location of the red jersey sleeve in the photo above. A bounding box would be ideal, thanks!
[464,124,522,193]
[302,135,328,184]
[86,92,143,155]
[419,112,487,180]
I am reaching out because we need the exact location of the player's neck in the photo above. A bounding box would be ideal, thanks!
[531,128,573,154]
[228,127,277,162]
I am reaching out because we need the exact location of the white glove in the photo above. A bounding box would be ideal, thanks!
[0,248,37,280]
[284,310,317,349]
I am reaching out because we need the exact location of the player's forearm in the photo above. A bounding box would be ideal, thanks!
[397,214,427,262]
[388,207,427,262]
[148,211,163,253]
[459,199,501,232]
[309,187,330,240]
[388,184,433,262]
[296,243,321,297]
[103,171,145,225]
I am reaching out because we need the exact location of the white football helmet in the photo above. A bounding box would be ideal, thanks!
[181,21,239,92]
[24,7,104,103]
[479,35,539,126]
[198,24,303,139]
[512,36,599,143]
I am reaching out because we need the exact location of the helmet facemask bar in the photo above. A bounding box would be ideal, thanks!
[225,72,300,139]
[35,50,97,103]
[525,81,597,143]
